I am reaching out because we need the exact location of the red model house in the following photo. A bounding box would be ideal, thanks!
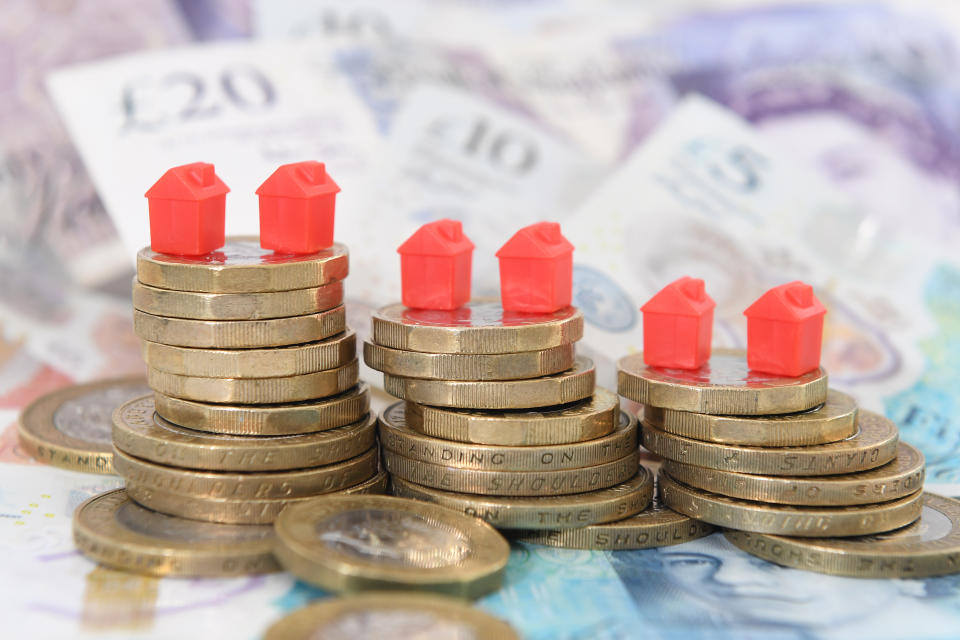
[257,161,340,254]
[641,276,715,370]
[496,222,573,313]
[744,281,826,376]
[398,219,474,310]
[145,162,229,256]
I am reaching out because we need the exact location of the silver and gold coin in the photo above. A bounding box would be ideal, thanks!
[371,301,583,354]
[618,349,828,415]
[136,237,349,293]
[273,495,510,598]
[18,376,150,474]
[725,493,960,578]
[73,489,278,576]
[364,341,575,381]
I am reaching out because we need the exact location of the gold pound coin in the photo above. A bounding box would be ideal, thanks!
[618,349,828,415]
[142,330,355,378]
[659,472,923,537]
[725,493,960,578]
[133,306,345,348]
[381,402,637,471]
[273,495,510,598]
[132,278,343,320]
[152,384,369,435]
[264,592,519,640]
[642,410,899,476]
[112,396,376,471]
[383,449,639,496]
[404,388,619,446]
[391,467,653,529]
[112,446,379,500]
[662,442,924,506]
[384,357,595,409]
[125,471,388,524]
[73,489,278,577]
[136,237,349,293]
[364,341,575,380]
[371,301,583,354]
[18,376,150,474]
[147,359,359,404]
[644,389,858,446]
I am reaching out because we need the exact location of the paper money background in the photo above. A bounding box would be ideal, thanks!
[3,0,960,637]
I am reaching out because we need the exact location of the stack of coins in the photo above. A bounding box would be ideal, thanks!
[364,300,657,534]
[618,348,926,540]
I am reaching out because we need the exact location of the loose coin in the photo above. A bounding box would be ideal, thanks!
[125,471,389,524]
[724,493,960,578]
[510,494,716,549]
[18,376,150,474]
[112,396,376,471]
[136,237,349,293]
[384,357,595,410]
[142,330,355,378]
[371,300,583,354]
[659,472,922,537]
[618,349,828,415]
[381,402,637,471]
[147,360,359,404]
[132,278,343,320]
[642,410,899,476]
[73,489,278,577]
[405,388,619,446]
[112,446,379,500]
[644,389,858,446]
[152,384,370,435]
[273,495,510,598]
[662,442,924,506]
[391,467,653,529]
[133,306,345,348]
[264,592,519,640]
[364,341,574,381]
[383,449,639,496]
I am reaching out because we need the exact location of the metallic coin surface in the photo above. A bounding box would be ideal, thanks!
[73,489,278,576]
[405,388,619,446]
[147,360,359,404]
[136,237,349,293]
[384,357,595,410]
[391,467,653,529]
[264,592,519,640]
[113,446,379,500]
[659,472,923,537]
[381,402,637,471]
[511,493,716,549]
[152,384,370,435]
[371,301,583,354]
[274,495,510,598]
[132,278,343,320]
[133,306,345,348]
[642,410,899,476]
[113,396,376,471]
[142,330,355,378]
[618,349,828,415]
[644,389,858,446]
[384,450,639,497]
[725,493,960,578]
[18,376,150,474]
[364,341,575,381]
[662,442,924,506]
[126,471,389,524]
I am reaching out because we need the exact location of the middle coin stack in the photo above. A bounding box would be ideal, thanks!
[365,300,655,531]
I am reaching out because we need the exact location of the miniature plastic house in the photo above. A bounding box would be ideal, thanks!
[744,281,826,377]
[257,161,340,254]
[641,276,715,370]
[398,219,474,310]
[496,222,574,313]
[145,162,229,256]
